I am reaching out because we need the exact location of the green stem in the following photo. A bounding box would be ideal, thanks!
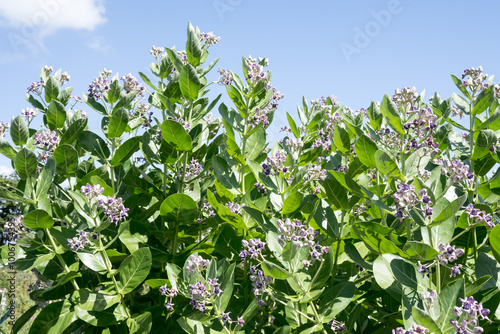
[172,222,179,260]
[436,262,441,294]
[376,170,386,225]
[331,210,345,285]
[45,228,80,290]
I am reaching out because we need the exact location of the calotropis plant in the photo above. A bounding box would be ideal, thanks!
[0,23,499,334]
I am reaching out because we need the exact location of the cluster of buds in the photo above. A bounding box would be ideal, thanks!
[404,107,437,134]
[495,85,500,99]
[0,121,9,138]
[251,106,271,128]
[27,278,48,293]
[149,45,164,58]
[98,195,129,225]
[81,184,105,200]
[179,158,202,181]
[436,243,464,277]
[375,127,402,151]
[60,71,71,85]
[438,159,474,185]
[34,130,60,164]
[240,238,266,263]
[249,266,272,306]
[461,66,489,93]
[43,65,53,76]
[393,184,433,219]
[4,215,25,242]
[199,31,220,47]
[219,312,245,328]
[245,55,268,85]
[67,231,97,252]
[227,202,244,215]
[185,254,210,275]
[197,201,215,223]
[451,296,491,333]
[451,105,464,119]
[26,81,45,95]
[254,182,266,195]
[21,108,39,123]
[306,164,327,181]
[464,204,495,229]
[159,285,177,311]
[217,68,233,86]
[262,150,288,177]
[353,201,372,216]
[310,95,338,110]
[189,279,223,312]
[420,290,437,310]
[121,73,146,98]
[329,318,346,333]
[276,218,329,267]
[392,86,418,109]
[88,69,112,100]
[392,324,432,334]
[334,164,349,173]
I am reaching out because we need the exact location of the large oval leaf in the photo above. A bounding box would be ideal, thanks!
[23,209,54,230]
[108,107,129,138]
[29,300,76,334]
[117,247,152,294]
[161,119,192,151]
[319,281,355,320]
[47,100,67,130]
[54,144,78,176]
[10,115,29,146]
[160,193,198,223]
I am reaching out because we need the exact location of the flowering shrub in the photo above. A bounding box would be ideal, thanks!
[0,23,499,334]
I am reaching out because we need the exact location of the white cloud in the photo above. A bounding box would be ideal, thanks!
[87,36,111,53]
[0,165,14,177]
[0,0,107,39]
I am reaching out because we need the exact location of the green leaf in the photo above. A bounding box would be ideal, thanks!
[75,303,128,327]
[333,124,350,154]
[374,150,402,179]
[380,94,404,134]
[47,100,67,129]
[226,136,245,165]
[10,115,29,146]
[118,247,152,294]
[71,288,121,311]
[402,241,438,261]
[323,177,349,210]
[108,107,129,138]
[367,101,382,130]
[110,136,141,166]
[78,131,110,162]
[466,275,491,296]
[262,260,292,279]
[430,194,466,226]
[29,300,76,334]
[44,76,60,103]
[113,91,137,111]
[450,74,471,100]
[186,22,202,66]
[319,282,355,321]
[53,144,78,176]
[491,225,500,260]
[161,119,192,151]
[61,118,88,144]
[475,252,500,290]
[212,155,239,190]
[354,135,378,168]
[438,279,464,333]
[14,148,37,179]
[107,79,122,104]
[389,257,418,290]
[179,63,200,101]
[477,106,500,131]
[344,242,372,270]
[282,191,303,215]
[127,312,152,334]
[160,193,198,224]
[286,112,300,138]
[472,85,493,115]
[82,93,107,115]
[245,128,266,161]
[77,252,109,274]
[35,155,55,200]
[0,137,17,159]
[471,129,496,160]
[11,304,38,334]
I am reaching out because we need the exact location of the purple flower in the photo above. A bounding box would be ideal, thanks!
[98,195,129,225]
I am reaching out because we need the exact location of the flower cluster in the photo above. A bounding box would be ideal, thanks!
[197,201,215,223]
[420,290,437,309]
[121,73,146,98]
[227,202,244,214]
[392,324,431,334]
[276,218,329,267]
[393,184,433,219]
[189,279,223,312]
[159,285,178,311]
[4,215,25,242]
[254,182,266,195]
[245,56,268,84]
[98,195,129,225]
[450,296,491,334]
[150,45,164,58]
[251,106,272,128]
[461,66,489,92]
[88,69,112,100]
[329,317,346,333]
[240,238,266,263]
[21,108,38,123]
[26,81,45,95]
[306,164,327,181]
[60,71,71,85]
[249,266,272,306]
[34,130,60,164]
[284,138,304,153]
[81,184,105,200]
[262,150,287,176]
[436,243,464,277]
[392,86,418,109]
[495,84,500,99]
[464,204,495,229]
[219,312,244,328]
[376,127,402,151]
[179,158,202,181]
[185,254,210,275]
[199,31,220,46]
[67,231,97,252]
[217,68,233,86]
[438,159,474,185]
[0,121,9,138]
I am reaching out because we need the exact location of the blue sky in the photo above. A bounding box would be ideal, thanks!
[0,0,499,174]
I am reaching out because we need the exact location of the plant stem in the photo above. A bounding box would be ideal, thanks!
[331,210,345,285]
[172,222,179,261]
[44,228,79,290]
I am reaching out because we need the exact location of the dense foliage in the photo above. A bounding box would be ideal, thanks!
[1,23,500,334]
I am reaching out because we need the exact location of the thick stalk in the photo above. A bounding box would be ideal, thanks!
[331,210,345,285]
